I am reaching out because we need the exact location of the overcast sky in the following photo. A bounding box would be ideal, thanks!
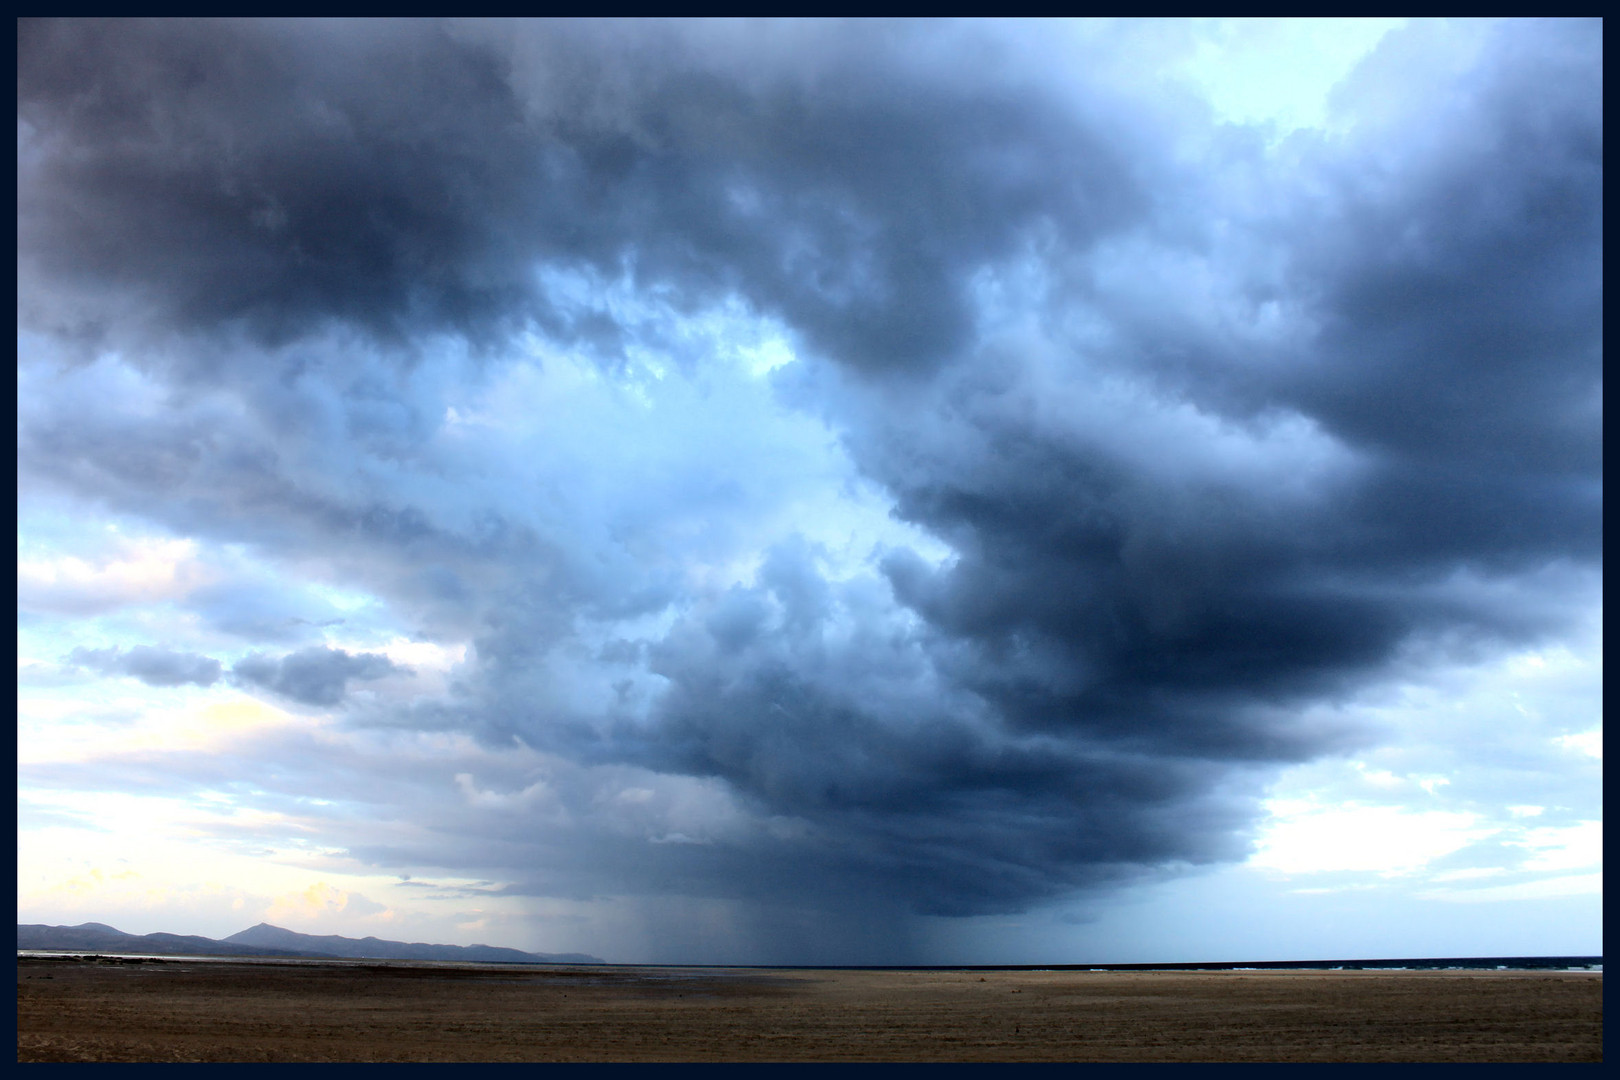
[18,18,1601,964]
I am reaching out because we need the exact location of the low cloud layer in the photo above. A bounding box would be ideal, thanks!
[68,645,223,689]
[17,19,1601,933]
[232,646,407,707]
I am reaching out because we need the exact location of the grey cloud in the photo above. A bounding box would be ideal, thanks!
[232,646,408,706]
[597,538,1270,914]
[18,18,1139,375]
[491,19,1596,913]
[18,18,537,351]
[16,19,1601,923]
[68,645,223,688]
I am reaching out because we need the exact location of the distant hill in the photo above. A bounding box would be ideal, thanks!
[18,922,316,958]
[223,923,601,965]
[19,922,600,965]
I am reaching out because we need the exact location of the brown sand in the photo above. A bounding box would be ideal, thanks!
[16,956,1602,1062]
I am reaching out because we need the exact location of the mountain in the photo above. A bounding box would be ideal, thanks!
[18,921,600,965]
[18,922,315,958]
[223,923,601,964]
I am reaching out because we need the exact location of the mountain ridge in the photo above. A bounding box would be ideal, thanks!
[224,922,601,964]
[18,921,601,964]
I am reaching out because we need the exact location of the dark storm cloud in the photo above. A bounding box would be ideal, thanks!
[68,645,223,688]
[17,18,536,350]
[232,646,408,707]
[18,17,1136,373]
[16,19,1601,919]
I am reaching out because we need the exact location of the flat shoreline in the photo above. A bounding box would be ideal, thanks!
[16,948,1602,972]
[18,956,1602,1062]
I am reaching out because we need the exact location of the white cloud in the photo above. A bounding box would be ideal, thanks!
[1419,872,1602,904]
[1513,821,1602,874]
[1557,728,1602,760]
[18,536,213,615]
[19,692,310,765]
[1429,867,1505,883]
[1249,801,1495,875]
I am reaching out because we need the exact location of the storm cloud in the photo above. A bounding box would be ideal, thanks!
[18,18,1136,372]
[17,18,1601,928]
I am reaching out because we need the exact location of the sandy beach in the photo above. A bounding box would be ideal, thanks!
[16,956,1602,1062]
